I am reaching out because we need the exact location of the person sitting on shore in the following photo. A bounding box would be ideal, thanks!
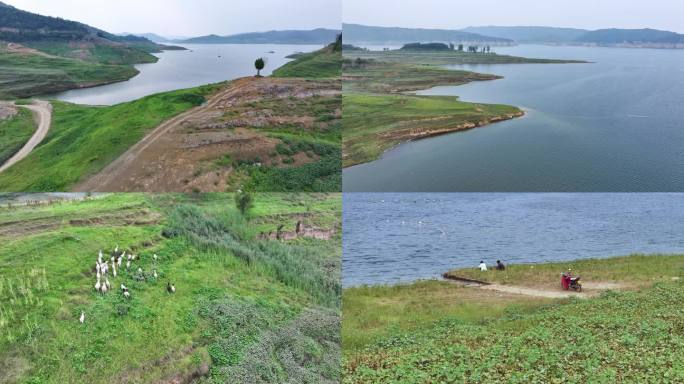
[496,260,506,270]
[479,261,488,271]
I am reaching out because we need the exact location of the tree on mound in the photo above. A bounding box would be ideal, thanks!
[254,57,265,77]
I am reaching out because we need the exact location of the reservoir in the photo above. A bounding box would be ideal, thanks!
[343,193,684,286]
[51,43,322,105]
[343,45,684,192]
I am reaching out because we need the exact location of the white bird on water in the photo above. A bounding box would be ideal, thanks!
[79,311,85,324]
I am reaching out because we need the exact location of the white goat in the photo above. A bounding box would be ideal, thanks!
[79,311,85,324]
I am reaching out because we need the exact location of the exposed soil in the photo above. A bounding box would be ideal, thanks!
[444,275,627,299]
[75,76,340,192]
[0,102,17,120]
[3,42,57,58]
[0,208,160,237]
[378,110,525,143]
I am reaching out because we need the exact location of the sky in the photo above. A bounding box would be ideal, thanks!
[344,0,684,33]
[3,0,341,37]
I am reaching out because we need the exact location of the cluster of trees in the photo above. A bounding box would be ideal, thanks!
[462,45,493,53]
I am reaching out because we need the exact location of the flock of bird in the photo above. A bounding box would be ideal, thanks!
[79,245,175,325]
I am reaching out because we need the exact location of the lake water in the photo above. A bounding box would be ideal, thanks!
[343,45,684,192]
[51,44,322,105]
[343,193,684,286]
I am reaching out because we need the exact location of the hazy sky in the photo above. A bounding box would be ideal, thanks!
[344,0,684,33]
[4,0,341,37]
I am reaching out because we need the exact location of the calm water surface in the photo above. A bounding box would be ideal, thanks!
[51,44,322,105]
[343,193,684,286]
[343,45,684,192]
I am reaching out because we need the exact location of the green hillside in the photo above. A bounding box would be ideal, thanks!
[0,1,182,98]
[0,193,341,384]
[272,35,342,78]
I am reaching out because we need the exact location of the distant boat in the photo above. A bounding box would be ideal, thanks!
[268,50,275,54]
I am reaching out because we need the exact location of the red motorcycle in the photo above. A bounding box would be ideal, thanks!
[561,273,582,292]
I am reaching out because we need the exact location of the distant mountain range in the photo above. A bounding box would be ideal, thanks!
[343,23,513,45]
[463,26,684,47]
[344,23,684,49]
[178,28,341,44]
[462,26,588,43]
[0,1,183,64]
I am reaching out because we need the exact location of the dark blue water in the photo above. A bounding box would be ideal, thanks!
[52,44,322,105]
[343,45,684,192]
[343,193,684,286]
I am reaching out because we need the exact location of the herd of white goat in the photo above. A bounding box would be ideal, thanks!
[79,245,175,324]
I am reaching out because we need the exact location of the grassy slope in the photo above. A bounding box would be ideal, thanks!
[0,193,341,384]
[0,84,221,191]
[0,108,35,164]
[344,255,684,383]
[341,52,584,167]
[273,38,342,79]
[0,51,139,99]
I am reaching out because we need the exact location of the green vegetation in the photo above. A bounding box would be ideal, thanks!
[0,83,221,191]
[254,57,265,77]
[215,85,341,193]
[0,192,341,384]
[0,108,35,164]
[343,280,550,352]
[343,92,521,167]
[0,50,140,98]
[272,36,342,79]
[343,255,684,383]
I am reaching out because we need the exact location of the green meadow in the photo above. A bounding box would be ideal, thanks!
[0,108,35,165]
[343,255,684,383]
[0,192,341,384]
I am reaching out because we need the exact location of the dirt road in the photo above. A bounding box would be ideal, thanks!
[0,100,52,174]
[74,76,340,192]
[445,275,626,299]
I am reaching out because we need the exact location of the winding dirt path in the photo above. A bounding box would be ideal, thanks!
[445,275,626,299]
[73,78,255,192]
[0,100,52,174]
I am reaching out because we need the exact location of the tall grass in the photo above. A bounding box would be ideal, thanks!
[165,204,340,308]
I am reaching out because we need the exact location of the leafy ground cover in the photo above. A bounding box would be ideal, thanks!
[344,255,684,383]
[0,192,341,384]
